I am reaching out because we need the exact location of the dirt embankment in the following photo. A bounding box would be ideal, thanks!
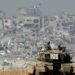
[0,69,31,75]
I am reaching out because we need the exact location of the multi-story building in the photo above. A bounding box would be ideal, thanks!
[0,17,13,40]
[16,15,41,32]
[16,6,42,31]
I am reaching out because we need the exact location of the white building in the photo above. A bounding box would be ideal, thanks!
[3,18,12,27]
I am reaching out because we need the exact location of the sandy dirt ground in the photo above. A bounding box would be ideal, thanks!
[0,69,31,75]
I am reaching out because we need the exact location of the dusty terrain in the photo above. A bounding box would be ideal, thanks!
[0,69,30,75]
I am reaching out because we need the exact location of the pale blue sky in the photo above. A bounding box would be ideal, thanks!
[0,0,75,17]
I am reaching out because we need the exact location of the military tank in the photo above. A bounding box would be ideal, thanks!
[31,42,75,75]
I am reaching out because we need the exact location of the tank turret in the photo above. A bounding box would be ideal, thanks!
[38,42,71,63]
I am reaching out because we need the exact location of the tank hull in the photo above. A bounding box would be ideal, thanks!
[0,62,75,75]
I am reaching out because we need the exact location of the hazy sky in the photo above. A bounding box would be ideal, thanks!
[0,0,75,17]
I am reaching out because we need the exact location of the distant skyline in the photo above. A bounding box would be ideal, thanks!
[0,0,75,17]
